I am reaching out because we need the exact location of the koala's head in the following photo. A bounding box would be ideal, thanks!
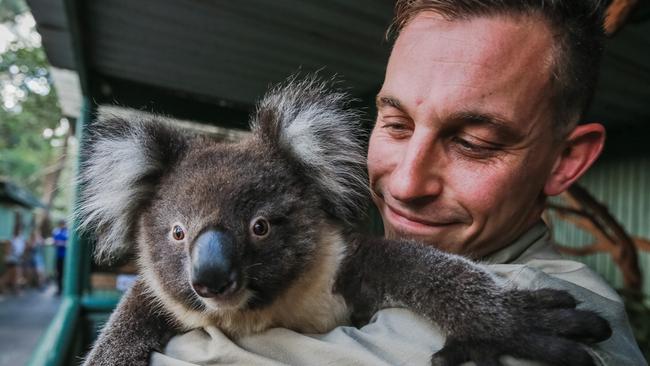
[77,77,367,313]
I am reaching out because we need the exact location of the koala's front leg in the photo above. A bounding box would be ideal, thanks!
[337,237,612,366]
[83,279,177,366]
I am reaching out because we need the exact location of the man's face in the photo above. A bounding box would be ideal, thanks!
[368,13,563,257]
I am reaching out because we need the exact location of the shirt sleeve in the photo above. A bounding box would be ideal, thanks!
[489,260,646,366]
[150,261,646,366]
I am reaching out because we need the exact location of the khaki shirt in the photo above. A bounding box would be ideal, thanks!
[151,222,646,366]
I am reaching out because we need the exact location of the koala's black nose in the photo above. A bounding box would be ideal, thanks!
[191,229,241,298]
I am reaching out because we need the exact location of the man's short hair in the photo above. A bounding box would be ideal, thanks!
[389,0,606,138]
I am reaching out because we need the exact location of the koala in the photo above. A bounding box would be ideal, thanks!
[78,76,611,366]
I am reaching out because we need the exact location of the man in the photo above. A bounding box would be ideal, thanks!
[2,230,25,294]
[153,1,645,365]
[370,1,603,259]
[53,219,69,295]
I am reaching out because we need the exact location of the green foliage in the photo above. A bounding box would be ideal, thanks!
[0,58,64,194]
[0,1,66,196]
[0,0,28,22]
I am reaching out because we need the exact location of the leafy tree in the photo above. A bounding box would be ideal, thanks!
[0,0,28,23]
[1,0,72,227]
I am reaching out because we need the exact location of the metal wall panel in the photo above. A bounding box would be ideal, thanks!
[549,155,650,294]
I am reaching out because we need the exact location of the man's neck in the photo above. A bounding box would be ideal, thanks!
[482,220,549,264]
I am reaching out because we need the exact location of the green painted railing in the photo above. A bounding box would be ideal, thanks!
[27,297,81,366]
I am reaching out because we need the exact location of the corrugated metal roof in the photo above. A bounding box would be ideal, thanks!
[25,0,650,130]
[29,0,393,114]
[0,179,44,209]
[89,0,391,102]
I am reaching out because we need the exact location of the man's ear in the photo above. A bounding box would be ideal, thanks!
[544,123,605,196]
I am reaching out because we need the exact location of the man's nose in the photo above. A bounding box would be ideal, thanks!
[388,134,444,203]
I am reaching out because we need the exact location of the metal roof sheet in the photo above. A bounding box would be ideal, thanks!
[25,0,650,132]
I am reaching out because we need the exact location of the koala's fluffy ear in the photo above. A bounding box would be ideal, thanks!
[76,116,189,264]
[251,75,368,225]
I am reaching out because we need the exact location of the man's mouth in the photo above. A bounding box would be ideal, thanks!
[370,187,469,239]
[386,204,455,226]
[384,203,458,231]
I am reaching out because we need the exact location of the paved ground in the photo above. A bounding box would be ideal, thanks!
[0,284,61,366]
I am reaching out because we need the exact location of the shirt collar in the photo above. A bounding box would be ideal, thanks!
[483,220,550,264]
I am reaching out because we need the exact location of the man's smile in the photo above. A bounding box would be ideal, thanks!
[373,190,470,240]
[385,203,455,227]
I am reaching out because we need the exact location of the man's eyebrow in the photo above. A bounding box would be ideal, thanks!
[375,95,403,110]
[449,111,524,142]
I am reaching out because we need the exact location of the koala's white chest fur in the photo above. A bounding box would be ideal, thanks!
[141,227,351,339]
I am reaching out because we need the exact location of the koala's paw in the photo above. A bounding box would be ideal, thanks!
[431,288,611,366]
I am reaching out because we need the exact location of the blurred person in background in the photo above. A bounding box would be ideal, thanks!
[2,229,26,294]
[52,219,68,295]
[23,230,45,289]
[0,240,12,293]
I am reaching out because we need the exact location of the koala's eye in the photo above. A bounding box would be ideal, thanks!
[250,217,270,238]
[172,225,185,241]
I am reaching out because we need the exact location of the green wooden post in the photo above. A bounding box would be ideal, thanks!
[27,0,106,359]
[63,99,93,297]
[27,98,94,366]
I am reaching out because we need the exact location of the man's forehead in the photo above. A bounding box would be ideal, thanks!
[393,12,555,76]
[379,11,557,136]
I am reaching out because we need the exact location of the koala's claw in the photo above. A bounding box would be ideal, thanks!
[512,288,578,309]
[431,288,611,366]
[507,288,612,343]
[532,308,612,343]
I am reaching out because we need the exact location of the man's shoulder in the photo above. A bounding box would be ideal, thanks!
[488,257,622,303]
[485,223,621,302]
[486,255,645,366]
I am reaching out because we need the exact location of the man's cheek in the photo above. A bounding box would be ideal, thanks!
[368,139,400,181]
[450,168,509,212]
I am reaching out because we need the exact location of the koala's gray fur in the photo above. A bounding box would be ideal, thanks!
[78,76,611,366]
